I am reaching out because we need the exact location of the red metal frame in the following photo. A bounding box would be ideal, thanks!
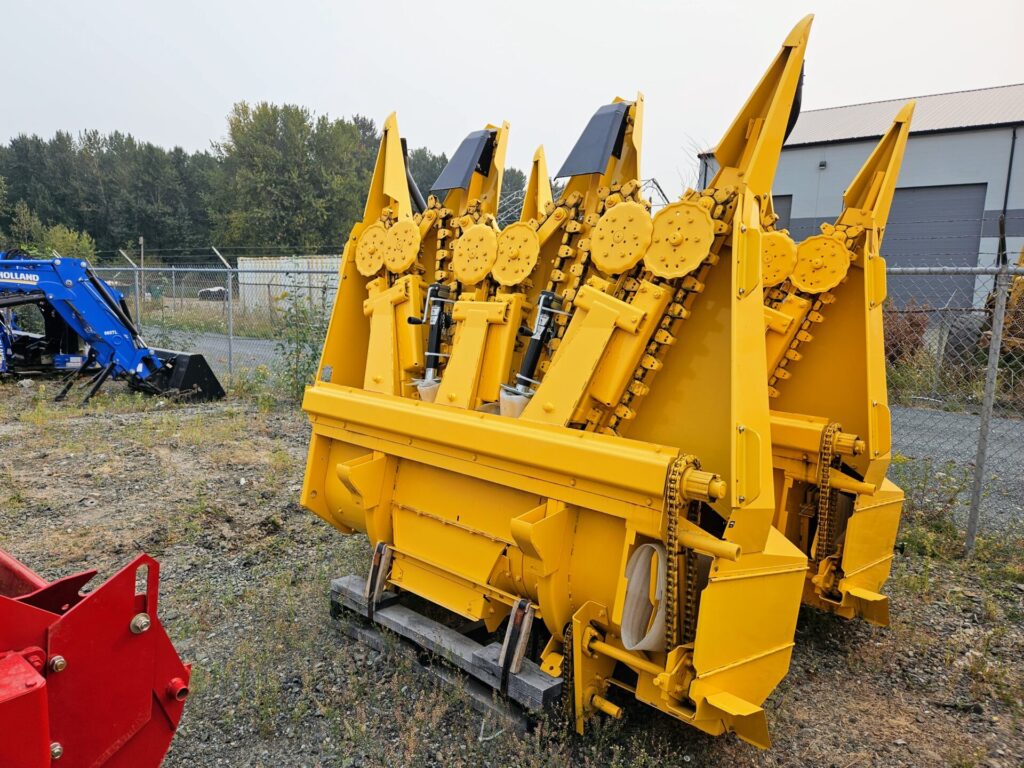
[0,550,190,767]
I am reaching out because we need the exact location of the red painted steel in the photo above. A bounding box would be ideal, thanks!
[0,550,190,767]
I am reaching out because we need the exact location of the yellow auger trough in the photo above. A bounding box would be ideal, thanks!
[300,15,912,747]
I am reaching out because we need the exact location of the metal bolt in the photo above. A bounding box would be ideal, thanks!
[738,495,746,503]
[50,742,63,760]
[48,656,67,673]
[130,613,152,634]
[737,425,746,433]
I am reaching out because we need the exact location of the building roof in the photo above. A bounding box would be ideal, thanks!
[785,83,1024,147]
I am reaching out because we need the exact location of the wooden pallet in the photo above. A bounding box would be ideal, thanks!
[329,575,562,714]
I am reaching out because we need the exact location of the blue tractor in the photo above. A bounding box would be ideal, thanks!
[0,251,224,402]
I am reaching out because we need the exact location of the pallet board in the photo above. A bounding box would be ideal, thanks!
[329,575,562,711]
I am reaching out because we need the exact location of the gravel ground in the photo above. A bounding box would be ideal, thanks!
[0,381,1021,767]
[140,329,278,378]
[891,406,1024,531]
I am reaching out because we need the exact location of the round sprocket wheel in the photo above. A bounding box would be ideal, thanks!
[761,230,798,287]
[355,222,387,277]
[790,234,852,293]
[590,201,653,275]
[452,224,499,285]
[383,219,421,274]
[492,222,540,287]
[644,200,714,279]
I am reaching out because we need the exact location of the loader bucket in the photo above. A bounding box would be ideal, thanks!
[140,348,226,401]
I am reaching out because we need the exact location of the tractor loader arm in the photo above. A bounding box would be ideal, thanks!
[0,253,223,402]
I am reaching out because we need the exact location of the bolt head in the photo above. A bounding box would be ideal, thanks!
[130,613,152,634]
[50,742,63,759]
[48,655,67,673]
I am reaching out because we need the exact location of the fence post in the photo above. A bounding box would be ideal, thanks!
[212,247,234,382]
[964,218,1010,556]
[225,269,234,380]
[171,265,177,310]
[118,249,142,326]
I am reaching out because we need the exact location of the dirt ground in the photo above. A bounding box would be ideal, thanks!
[1,380,1021,768]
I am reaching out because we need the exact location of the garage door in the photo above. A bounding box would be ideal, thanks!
[772,194,793,230]
[883,184,986,309]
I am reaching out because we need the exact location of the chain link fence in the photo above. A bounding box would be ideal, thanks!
[94,260,1024,540]
[93,263,339,400]
[885,264,1023,545]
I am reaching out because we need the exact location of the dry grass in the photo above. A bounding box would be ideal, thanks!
[0,380,1021,767]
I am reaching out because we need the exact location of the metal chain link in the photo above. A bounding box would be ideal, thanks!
[561,622,574,720]
[815,422,841,565]
[663,456,704,651]
[664,458,684,651]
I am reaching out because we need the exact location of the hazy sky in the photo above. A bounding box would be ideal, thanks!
[7,1,1024,194]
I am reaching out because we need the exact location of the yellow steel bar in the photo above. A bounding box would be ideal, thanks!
[590,694,624,719]
[827,472,875,496]
[304,385,679,498]
[677,530,741,561]
[307,420,666,527]
[588,638,663,677]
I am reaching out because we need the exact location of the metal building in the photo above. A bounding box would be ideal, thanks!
[700,84,1024,308]
[236,255,340,310]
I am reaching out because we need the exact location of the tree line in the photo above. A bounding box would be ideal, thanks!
[0,102,526,263]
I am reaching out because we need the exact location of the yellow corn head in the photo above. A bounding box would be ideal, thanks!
[763,103,914,625]
[300,15,911,747]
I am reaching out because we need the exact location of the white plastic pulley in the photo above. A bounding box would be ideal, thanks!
[499,387,531,418]
[620,542,667,652]
[414,378,440,403]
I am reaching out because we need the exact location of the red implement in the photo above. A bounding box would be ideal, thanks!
[0,550,190,767]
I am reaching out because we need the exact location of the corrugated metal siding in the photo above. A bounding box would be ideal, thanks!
[236,256,341,310]
[786,84,1024,146]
